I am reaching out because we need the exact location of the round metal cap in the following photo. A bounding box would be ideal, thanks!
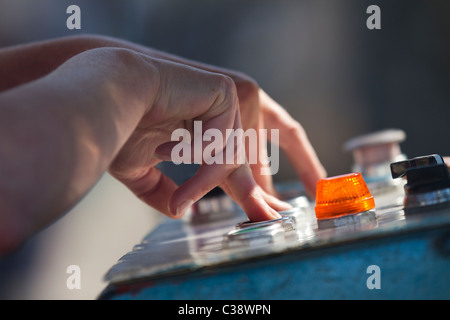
[343,129,406,152]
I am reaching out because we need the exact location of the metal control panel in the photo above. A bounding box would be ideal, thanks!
[99,131,450,300]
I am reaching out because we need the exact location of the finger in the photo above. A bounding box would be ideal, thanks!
[245,111,279,196]
[146,59,237,131]
[444,157,450,169]
[220,177,292,215]
[259,89,326,199]
[222,164,284,222]
[229,80,278,196]
[148,62,244,166]
[212,110,290,220]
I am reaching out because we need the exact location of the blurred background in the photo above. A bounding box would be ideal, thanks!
[0,0,449,299]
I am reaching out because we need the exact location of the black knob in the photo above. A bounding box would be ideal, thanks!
[390,154,445,179]
[404,164,450,194]
[390,154,450,194]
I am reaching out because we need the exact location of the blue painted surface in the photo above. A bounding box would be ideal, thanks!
[102,228,450,300]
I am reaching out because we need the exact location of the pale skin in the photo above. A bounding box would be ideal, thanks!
[0,35,327,254]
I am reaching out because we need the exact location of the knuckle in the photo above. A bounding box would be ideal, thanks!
[227,150,243,170]
[286,120,306,139]
[92,48,158,102]
[215,74,238,108]
[236,79,259,103]
[218,74,236,90]
[77,47,145,76]
[108,47,144,67]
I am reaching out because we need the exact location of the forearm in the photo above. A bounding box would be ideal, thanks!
[0,48,158,252]
[0,34,255,93]
[0,35,107,92]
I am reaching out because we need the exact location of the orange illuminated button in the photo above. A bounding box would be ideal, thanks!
[315,173,375,220]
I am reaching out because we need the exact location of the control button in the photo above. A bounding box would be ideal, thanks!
[344,128,406,154]
[390,154,445,179]
[390,154,450,211]
[315,173,375,220]
[343,129,407,193]
[278,207,303,223]
[235,216,295,232]
[278,193,312,222]
[224,216,296,248]
[403,163,450,194]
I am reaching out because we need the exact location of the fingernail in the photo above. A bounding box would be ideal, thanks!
[176,199,194,217]
[263,201,282,220]
[271,209,282,219]
[274,199,293,211]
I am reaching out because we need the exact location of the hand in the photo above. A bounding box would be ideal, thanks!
[0,35,327,254]
[0,47,292,253]
[0,34,327,199]
[106,53,291,221]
